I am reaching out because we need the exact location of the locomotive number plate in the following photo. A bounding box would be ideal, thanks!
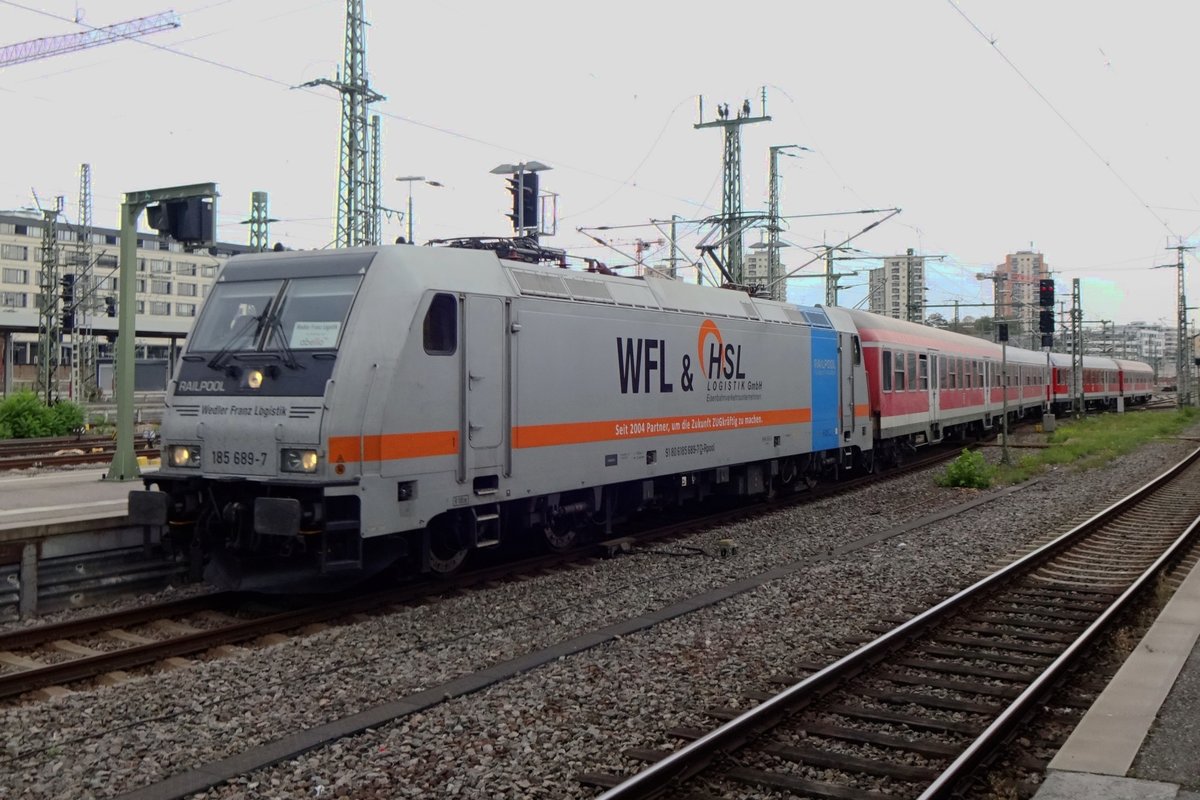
[207,448,273,475]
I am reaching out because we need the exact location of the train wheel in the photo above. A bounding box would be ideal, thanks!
[542,520,579,552]
[426,517,469,575]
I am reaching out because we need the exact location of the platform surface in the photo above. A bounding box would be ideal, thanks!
[0,468,133,528]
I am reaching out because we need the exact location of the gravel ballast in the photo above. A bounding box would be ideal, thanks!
[2,430,1197,800]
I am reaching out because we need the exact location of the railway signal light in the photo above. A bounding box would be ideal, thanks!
[1039,278,1055,308]
[60,273,75,304]
[1042,334,1054,348]
[145,197,215,247]
[61,310,75,334]
[1039,309,1055,334]
[104,296,116,317]
[505,172,539,232]
[997,322,1009,342]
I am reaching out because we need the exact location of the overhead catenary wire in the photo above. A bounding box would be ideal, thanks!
[945,0,1177,238]
[0,0,721,217]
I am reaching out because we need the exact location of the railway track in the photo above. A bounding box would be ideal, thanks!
[0,433,160,471]
[0,441,967,704]
[583,445,1200,800]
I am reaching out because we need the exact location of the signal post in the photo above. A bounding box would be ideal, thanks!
[105,183,217,482]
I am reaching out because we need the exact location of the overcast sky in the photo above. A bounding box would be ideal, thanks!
[2,0,1198,326]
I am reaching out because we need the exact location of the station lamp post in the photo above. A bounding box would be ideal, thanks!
[394,176,443,244]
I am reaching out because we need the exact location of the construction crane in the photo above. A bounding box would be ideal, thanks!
[0,11,181,68]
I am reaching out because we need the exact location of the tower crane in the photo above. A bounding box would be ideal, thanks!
[0,11,181,68]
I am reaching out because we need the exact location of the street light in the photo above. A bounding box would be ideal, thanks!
[394,176,444,245]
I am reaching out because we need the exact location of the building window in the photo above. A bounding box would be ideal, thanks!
[136,300,145,314]
[2,267,28,284]
[150,259,170,274]
[176,262,197,276]
[202,284,210,298]
[97,253,118,267]
[178,282,197,297]
[151,279,172,295]
[150,301,170,315]
[136,279,146,293]
[176,302,196,317]
[1,244,29,261]
[201,265,217,278]
[0,291,27,308]
[137,258,147,272]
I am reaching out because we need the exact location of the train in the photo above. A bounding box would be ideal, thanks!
[128,242,1154,589]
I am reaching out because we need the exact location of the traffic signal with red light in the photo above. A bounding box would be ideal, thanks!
[1039,278,1055,308]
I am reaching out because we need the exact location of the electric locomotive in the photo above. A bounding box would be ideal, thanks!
[130,244,874,589]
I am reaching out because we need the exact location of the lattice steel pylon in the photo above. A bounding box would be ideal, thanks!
[695,89,770,286]
[73,163,98,401]
[369,114,381,246]
[301,0,384,248]
[245,191,271,252]
[35,198,64,404]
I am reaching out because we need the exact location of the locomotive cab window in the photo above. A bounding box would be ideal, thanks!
[851,335,862,366]
[423,293,458,355]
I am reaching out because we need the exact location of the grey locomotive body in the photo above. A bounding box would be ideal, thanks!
[131,244,869,587]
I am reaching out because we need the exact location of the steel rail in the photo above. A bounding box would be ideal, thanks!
[918,509,1200,797]
[0,592,235,651]
[596,445,1200,799]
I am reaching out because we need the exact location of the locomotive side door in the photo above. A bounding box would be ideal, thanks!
[462,296,506,473]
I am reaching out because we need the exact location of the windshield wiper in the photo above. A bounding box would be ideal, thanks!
[207,311,267,373]
[266,316,303,370]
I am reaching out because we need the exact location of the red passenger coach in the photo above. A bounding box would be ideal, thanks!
[1114,359,1154,407]
[842,310,1050,461]
[1049,354,1151,411]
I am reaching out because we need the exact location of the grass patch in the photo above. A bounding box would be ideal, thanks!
[991,407,1199,485]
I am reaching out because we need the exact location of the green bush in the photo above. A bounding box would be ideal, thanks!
[936,448,994,489]
[0,392,86,439]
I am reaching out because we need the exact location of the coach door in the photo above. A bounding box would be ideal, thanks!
[928,351,941,440]
[462,296,506,474]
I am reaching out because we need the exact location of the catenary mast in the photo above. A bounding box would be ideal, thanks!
[302,0,384,248]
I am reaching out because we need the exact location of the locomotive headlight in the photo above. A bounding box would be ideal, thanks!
[246,369,264,390]
[281,448,319,473]
[169,445,201,468]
